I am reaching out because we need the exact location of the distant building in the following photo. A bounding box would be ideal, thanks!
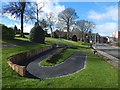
[90,33,101,43]
[100,36,108,43]
[112,31,120,41]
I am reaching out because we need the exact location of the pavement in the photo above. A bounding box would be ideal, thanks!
[93,43,119,59]
[26,49,87,79]
[2,43,18,48]
[92,43,119,69]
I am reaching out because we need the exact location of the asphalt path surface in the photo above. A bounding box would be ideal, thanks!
[94,43,119,59]
[26,49,87,79]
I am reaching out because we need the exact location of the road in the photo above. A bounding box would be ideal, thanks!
[93,43,120,59]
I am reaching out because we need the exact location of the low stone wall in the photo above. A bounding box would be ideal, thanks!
[7,45,54,76]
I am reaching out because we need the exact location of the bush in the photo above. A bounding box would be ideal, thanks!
[1,24,15,40]
[29,22,45,43]
[72,35,77,42]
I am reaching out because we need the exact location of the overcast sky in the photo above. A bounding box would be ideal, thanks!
[1,0,118,37]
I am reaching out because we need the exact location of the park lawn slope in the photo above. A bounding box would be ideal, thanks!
[2,37,118,88]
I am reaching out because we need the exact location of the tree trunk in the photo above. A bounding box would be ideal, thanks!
[81,32,84,41]
[20,11,24,37]
[67,24,70,40]
[36,4,39,22]
[50,25,53,38]
[20,2,26,38]
[59,30,61,39]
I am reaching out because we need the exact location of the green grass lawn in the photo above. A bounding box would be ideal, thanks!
[2,37,118,88]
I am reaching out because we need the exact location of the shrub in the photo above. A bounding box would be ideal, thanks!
[53,30,60,38]
[72,35,77,42]
[29,22,45,43]
[1,24,15,40]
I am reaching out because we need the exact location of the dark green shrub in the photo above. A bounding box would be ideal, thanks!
[72,35,77,42]
[53,30,60,38]
[29,22,45,43]
[53,32,59,38]
[1,24,15,40]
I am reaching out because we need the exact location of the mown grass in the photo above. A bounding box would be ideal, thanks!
[2,37,119,88]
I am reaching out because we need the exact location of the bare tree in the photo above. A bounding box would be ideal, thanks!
[28,1,45,23]
[75,20,95,41]
[46,12,57,38]
[2,0,33,38]
[56,21,65,39]
[58,8,78,39]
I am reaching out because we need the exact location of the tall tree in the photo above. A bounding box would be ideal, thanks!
[2,0,32,37]
[75,20,95,41]
[56,21,65,39]
[28,1,45,23]
[46,12,57,38]
[58,8,78,39]
[20,1,26,37]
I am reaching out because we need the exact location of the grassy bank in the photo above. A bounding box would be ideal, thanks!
[2,37,118,88]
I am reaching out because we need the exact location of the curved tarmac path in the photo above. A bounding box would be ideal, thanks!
[26,49,87,79]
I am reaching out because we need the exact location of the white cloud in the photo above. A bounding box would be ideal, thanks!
[24,23,34,33]
[37,0,65,19]
[88,6,118,21]
[94,22,118,36]
[3,0,65,33]
[3,0,65,22]
[3,13,17,21]
[7,23,20,29]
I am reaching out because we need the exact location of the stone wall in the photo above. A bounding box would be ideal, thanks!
[7,45,54,76]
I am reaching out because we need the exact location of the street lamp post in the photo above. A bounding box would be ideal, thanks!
[94,33,96,45]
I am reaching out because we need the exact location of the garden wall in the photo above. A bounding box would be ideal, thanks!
[7,45,55,76]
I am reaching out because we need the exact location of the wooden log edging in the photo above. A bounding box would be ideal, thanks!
[7,45,54,76]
